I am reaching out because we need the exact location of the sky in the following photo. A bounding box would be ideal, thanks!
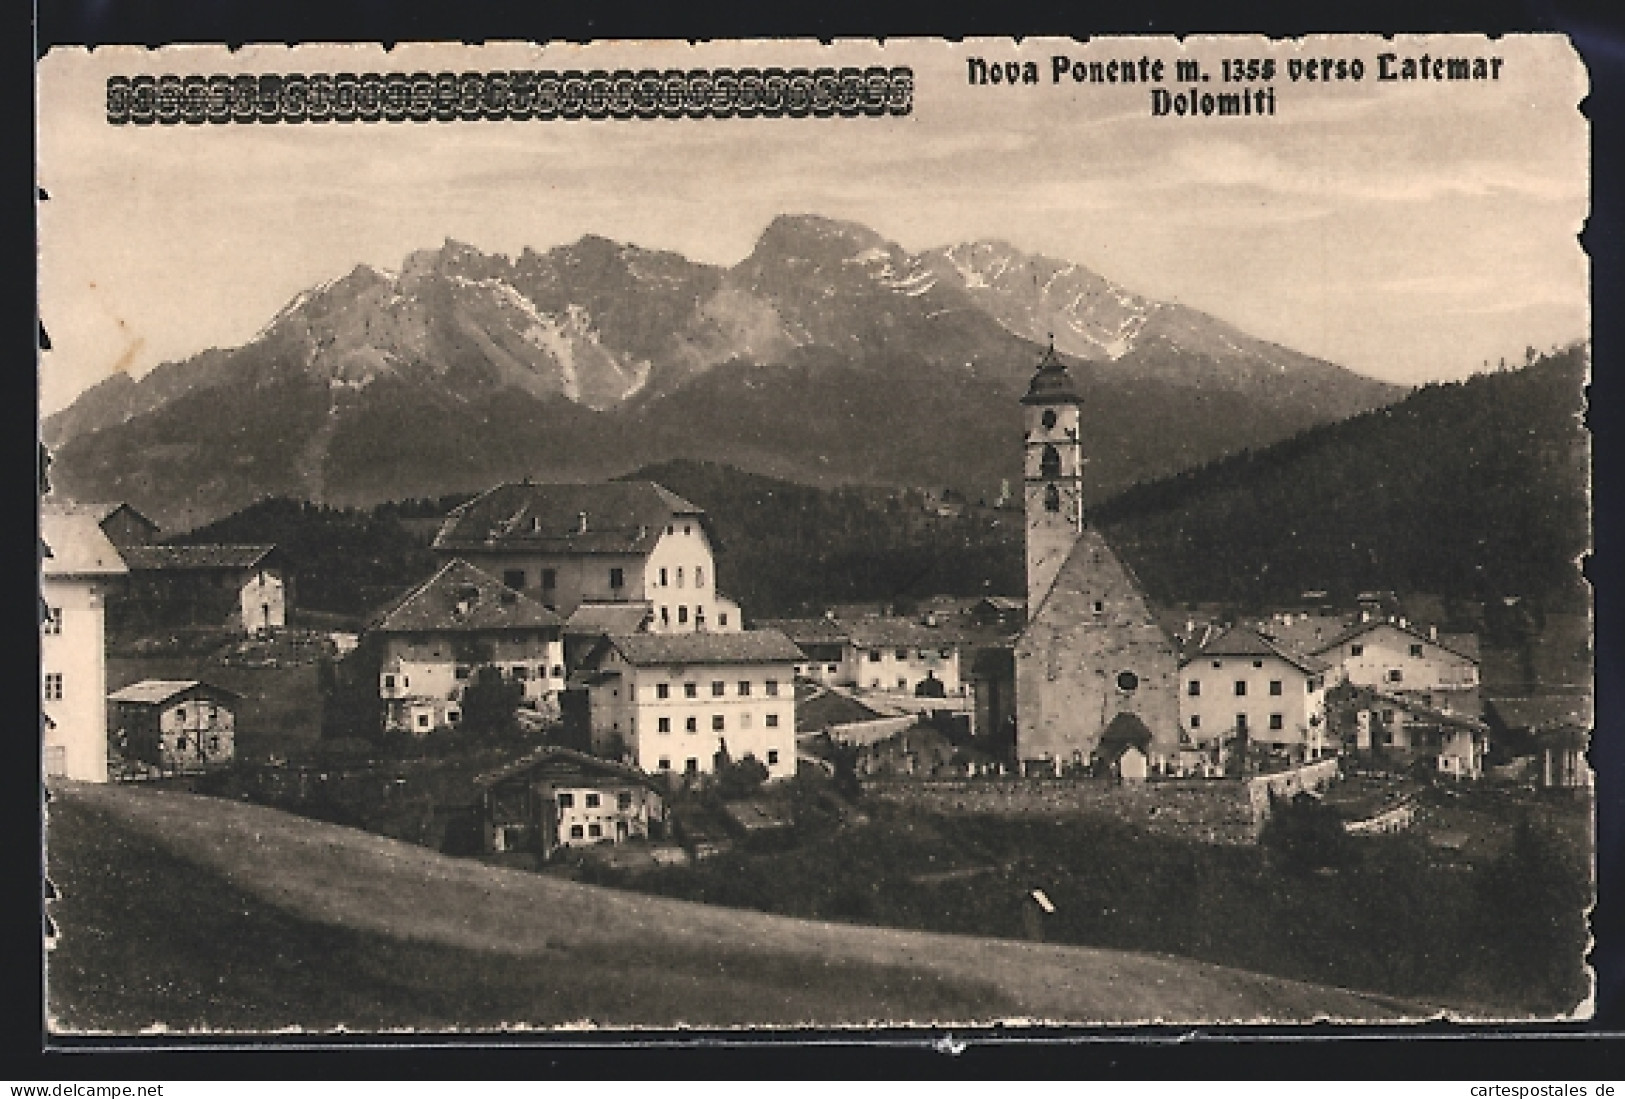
[37,35,1589,415]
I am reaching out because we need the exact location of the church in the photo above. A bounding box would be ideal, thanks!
[1011,346,1181,776]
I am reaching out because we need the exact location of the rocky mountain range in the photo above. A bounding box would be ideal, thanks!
[44,214,1404,529]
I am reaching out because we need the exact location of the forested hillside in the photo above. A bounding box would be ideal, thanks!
[1095,345,1589,611]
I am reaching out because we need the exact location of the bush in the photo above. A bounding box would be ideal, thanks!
[1260,792,1353,876]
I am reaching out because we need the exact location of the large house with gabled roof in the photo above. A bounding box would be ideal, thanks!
[115,542,286,634]
[431,480,742,632]
[40,504,127,783]
[370,558,565,735]
[1178,625,1332,774]
[578,629,803,782]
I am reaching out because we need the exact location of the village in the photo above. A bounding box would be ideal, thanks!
[40,347,1591,881]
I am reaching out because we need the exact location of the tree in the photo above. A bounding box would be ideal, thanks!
[716,752,770,800]
[1260,791,1352,876]
[459,665,524,739]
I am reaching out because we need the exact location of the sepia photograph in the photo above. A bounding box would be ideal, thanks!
[36,34,1593,1033]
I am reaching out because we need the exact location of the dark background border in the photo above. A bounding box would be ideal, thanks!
[16,0,1624,1079]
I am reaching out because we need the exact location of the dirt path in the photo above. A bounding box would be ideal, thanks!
[53,782,1427,1026]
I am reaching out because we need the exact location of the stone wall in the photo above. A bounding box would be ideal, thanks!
[866,777,1258,845]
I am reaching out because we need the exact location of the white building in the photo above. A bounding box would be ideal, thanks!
[40,506,128,783]
[760,616,965,699]
[432,481,742,632]
[580,630,803,782]
[1313,619,1480,700]
[1179,625,1332,772]
[371,559,565,735]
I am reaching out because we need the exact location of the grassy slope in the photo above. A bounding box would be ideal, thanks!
[47,785,1412,1032]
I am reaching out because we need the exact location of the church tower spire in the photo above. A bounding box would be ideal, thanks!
[1021,338,1085,613]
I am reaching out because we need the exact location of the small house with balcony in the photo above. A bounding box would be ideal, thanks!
[474,746,667,857]
[371,559,564,735]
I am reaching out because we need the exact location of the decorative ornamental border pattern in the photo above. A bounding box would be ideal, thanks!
[106,67,915,124]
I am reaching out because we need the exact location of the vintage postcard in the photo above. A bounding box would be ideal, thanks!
[37,35,1592,1034]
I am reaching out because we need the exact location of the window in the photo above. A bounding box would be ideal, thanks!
[416,713,431,729]
[738,680,752,696]
[896,648,909,660]
[1387,669,1404,683]
[43,673,63,701]
[1187,680,1201,697]
[658,757,672,771]
[618,791,632,810]
[868,649,882,662]
[1044,484,1061,513]
[447,709,461,724]
[1117,670,1139,692]
[1234,680,1247,697]
[1211,660,1222,669]
[208,735,220,751]
[551,665,564,678]
[676,566,685,588]
[660,606,670,626]
[514,666,529,681]
[1409,643,1424,657]
[1252,660,1264,669]
[695,608,706,628]
[765,713,779,728]
[541,569,557,590]
[176,737,188,751]
[659,567,668,586]
[685,716,698,733]
[656,682,670,700]
[767,749,780,766]
[712,680,725,697]
[712,715,725,731]
[41,606,61,634]
[455,665,470,680]
[176,706,188,722]
[685,758,699,774]
[1040,443,1061,479]
[696,567,706,588]
[1350,643,1364,657]
[765,679,780,697]
[503,569,526,589]
[1269,680,1283,696]
[684,682,698,699]
[1190,715,1201,729]
[558,793,575,808]
[1235,714,1248,732]
[719,613,729,627]
[1041,409,1057,430]
[588,823,602,838]
[570,824,585,839]
[897,677,908,690]
[585,793,601,808]
[827,664,838,674]
[1093,601,1104,614]
[678,606,689,624]
[384,674,396,691]
[1269,714,1284,731]
[658,717,671,733]
[684,524,692,535]
[609,568,625,589]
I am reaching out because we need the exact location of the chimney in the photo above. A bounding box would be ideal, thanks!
[577,511,589,534]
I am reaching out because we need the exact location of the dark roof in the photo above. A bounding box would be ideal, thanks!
[119,543,276,571]
[472,746,661,791]
[433,480,710,556]
[109,679,241,705]
[969,644,1015,678]
[1187,626,1330,674]
[1099,712,1154,752]
[564,601,653,636]
[757,617,851,646]
[603,629,804,667]
[1020,343,1083,405]
[797,687,887,732]
[372,559,563,633]
[1313,619,1480,664]
[842,617,966,648]
[1486,696,1593,732]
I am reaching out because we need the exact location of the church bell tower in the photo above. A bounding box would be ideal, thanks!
[1022,341,1085,613]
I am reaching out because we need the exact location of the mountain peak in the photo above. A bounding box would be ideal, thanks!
[756,213,889,255]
